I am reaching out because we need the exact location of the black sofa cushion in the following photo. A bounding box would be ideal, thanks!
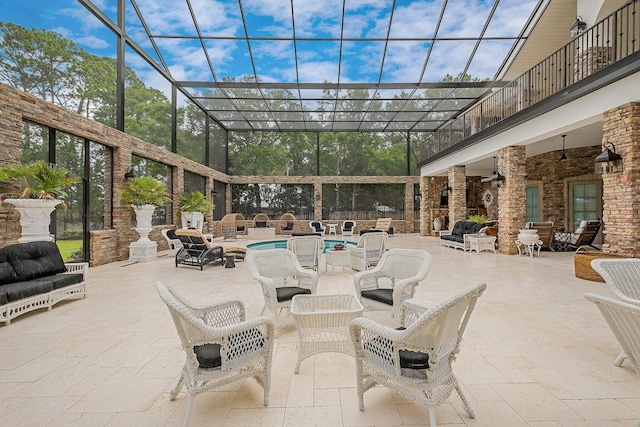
[2,278,56,302]
[50,273,84,289]
[4,241,67,282]
[443,221,486,243]
[0,250,18,285]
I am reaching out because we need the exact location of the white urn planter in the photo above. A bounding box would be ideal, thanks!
[181,211,204,231]
[517,229,539,245]
[5,198,61,243]
[129,204,158,262]
[433,217,442,232]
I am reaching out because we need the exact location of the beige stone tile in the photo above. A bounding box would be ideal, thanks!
[43,411,116,427]
[287,373,314,407]
[563,398,639,421]
[340,387,403,426]
[223,407,286,427]
[66,379,168,413]
[0,396,79,426]
[396,401,463,425]
[492,383,582,422]
[314,387,341,406]
[284,405,344,426]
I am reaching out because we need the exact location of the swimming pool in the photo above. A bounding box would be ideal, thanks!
[247,238,357,253]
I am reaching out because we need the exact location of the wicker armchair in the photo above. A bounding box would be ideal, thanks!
[309,221,325,235]
[155,282,275,427]
[590,258,640,367]
[162,228,183,251]
[342,220,356,237]
[279,213,297,235]
[246,249,319,329]
[286,235,323,271]
[253,213,270,228]
[221,213,246,239]
[350,231,388,271]
[354,249,432,325]
[585,292,640,377]
[350,283,486,427]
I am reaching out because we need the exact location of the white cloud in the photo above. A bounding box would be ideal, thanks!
[75,35,110,50]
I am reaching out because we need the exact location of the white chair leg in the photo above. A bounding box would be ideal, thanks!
[182,393,195,427]
[456,384,475,418]
[169,373,185,400]
[428,406,437,427]
[614,350,627,367]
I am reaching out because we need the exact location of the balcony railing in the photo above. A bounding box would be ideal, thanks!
[419,0,639,164]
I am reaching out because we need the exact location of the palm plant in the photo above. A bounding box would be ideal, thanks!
[0,160,78,200]
[120,176,171,207]
[177,191,214,219]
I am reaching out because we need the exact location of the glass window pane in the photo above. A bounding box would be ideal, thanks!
[177,92,206,164]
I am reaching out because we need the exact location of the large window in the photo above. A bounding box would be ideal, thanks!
[570,182,601,231]
[526,184,541,222]
[232,184,313,220]
[322,184,405,220]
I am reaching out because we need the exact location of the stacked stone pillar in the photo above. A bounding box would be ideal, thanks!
[313,182,322,220]
[448,165,467,225]
[404,183,415,233]
[419,176,430,236]
[497,146,526,254]
[601,102,640,256]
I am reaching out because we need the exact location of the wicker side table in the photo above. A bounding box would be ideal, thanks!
[290,294,363,373]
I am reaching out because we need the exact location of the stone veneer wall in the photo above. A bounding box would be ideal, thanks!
[601,103,640,256]
[525,145,601,230]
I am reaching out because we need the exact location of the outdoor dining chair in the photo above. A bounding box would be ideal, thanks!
[591,258,640,367]
[350,283,487,427]
[155,282,275,427]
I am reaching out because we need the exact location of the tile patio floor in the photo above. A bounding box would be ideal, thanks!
[0,234,639,426]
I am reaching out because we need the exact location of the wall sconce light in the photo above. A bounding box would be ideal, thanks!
[124,166,136,180]
[595,142,623,174]
[570,16,587,37]
[315,192,321,200]
[441,184,452,197]
[211,190,220,198]
[491,173,505,188]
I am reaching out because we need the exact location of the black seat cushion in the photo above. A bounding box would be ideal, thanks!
[361,289,393,305]
[399,350,430,369]
[255,220,267,228]
[276,286,311,302]
[50,273,84,289]
[194,328,265,369]
[166,229,179,239]
[2,278,56,302]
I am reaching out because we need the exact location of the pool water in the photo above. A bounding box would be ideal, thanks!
[247,239,357,253]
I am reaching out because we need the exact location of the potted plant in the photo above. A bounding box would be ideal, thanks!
[0,161,78,243]
[120,175,171,262]
[177,191,214,231]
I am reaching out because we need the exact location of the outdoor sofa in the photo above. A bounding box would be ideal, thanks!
[439,220,487,251]
[0,241,88,325]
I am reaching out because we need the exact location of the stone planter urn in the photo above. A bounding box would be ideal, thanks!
[5,198,61,243]
[433,217,442,232]
[181,211,204,231]
[129,204,158,262]
[517,229,539,245]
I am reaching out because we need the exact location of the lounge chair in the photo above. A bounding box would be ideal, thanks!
[221,213,246,239]
[253,213,270,228]
[279,213,297,236]
[161,228,183,251]
[174,229,224,270]
[553,220,602,251]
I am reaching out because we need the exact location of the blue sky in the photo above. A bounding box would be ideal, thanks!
[1,0,540,86]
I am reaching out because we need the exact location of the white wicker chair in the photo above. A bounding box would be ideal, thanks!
[309,221,326,234]
[590,258,640,367]
[350,231,388,271]
[155,282,274,427]
[161,229,183,251]
[286,235,323,271]
[246,249,319,329]
[342,220,356,236]
[585,292,640,377]
[350,283,486,427]
[354,249,432,326]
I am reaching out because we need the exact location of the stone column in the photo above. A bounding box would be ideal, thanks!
[174,165,184,227]
[601,102,640,256]
[497,146,526,254]
[448,165,467,225]
[113,147,135,261]
[419,176,430,236]
[314,182,323,220]
[405,183,414,233]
